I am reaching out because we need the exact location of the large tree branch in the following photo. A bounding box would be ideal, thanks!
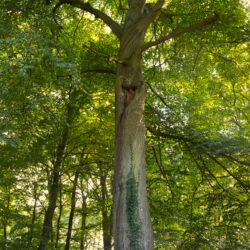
[146,125,250,166]
[134,0,165,32]
[220,154,250,167]
[146,125,193,143]
[144,0,165,21]
[146,125,249,194]
[146,124,250,166]
[53,0,122,38]
[142,11,219,51]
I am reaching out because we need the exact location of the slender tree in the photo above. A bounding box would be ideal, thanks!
[55,177,63,249]
[80,179,87,250]
[65,170,79,250]
[100,172,112,250]
[28,182,38,248]
[38,101,73,250]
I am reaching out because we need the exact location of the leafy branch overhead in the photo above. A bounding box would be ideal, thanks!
[52,0,219,53]
[52,0,122,38]
[142,11,219,51]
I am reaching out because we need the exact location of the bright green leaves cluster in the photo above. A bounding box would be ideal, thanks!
[144,1,249,249]
[0,1,116,248]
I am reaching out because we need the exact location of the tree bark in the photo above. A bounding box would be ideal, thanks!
[65,171,79,250]
[114,69,153,249]
[113,4,155,249]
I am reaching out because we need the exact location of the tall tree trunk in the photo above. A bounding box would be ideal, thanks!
[65,171,79,250]
[55,176,63,249]
[113,4,154,249]
[38,103,72,250]
[100,173,112,250]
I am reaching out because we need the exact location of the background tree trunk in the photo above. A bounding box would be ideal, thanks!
[38,103,72,250]
[55,176,63,249]
[100,173,112,250]
[28,182,38,248]
[80,179,87,250]
[65,171,79,250]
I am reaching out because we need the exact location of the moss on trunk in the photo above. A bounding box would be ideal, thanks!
[126,171,143,249]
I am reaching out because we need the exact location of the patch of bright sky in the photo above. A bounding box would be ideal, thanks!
[241,0,250,7]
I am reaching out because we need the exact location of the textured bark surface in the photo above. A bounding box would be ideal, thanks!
[113,3,155,248]
[114,71,153,249]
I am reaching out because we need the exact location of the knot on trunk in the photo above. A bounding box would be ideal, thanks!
[122,81,144,107]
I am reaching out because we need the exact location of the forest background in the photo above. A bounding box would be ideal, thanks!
[0,0,249,249]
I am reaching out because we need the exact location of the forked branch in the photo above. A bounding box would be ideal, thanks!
[135,0,165,31]
[143,0,165,22]
[142,11,219,51]
[53,0,122,38]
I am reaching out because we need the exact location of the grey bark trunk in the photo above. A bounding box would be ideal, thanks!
[114,72,153,249]
[113,6,154,248]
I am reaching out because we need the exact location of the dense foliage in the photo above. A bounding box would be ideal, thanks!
[0,0,249,249]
